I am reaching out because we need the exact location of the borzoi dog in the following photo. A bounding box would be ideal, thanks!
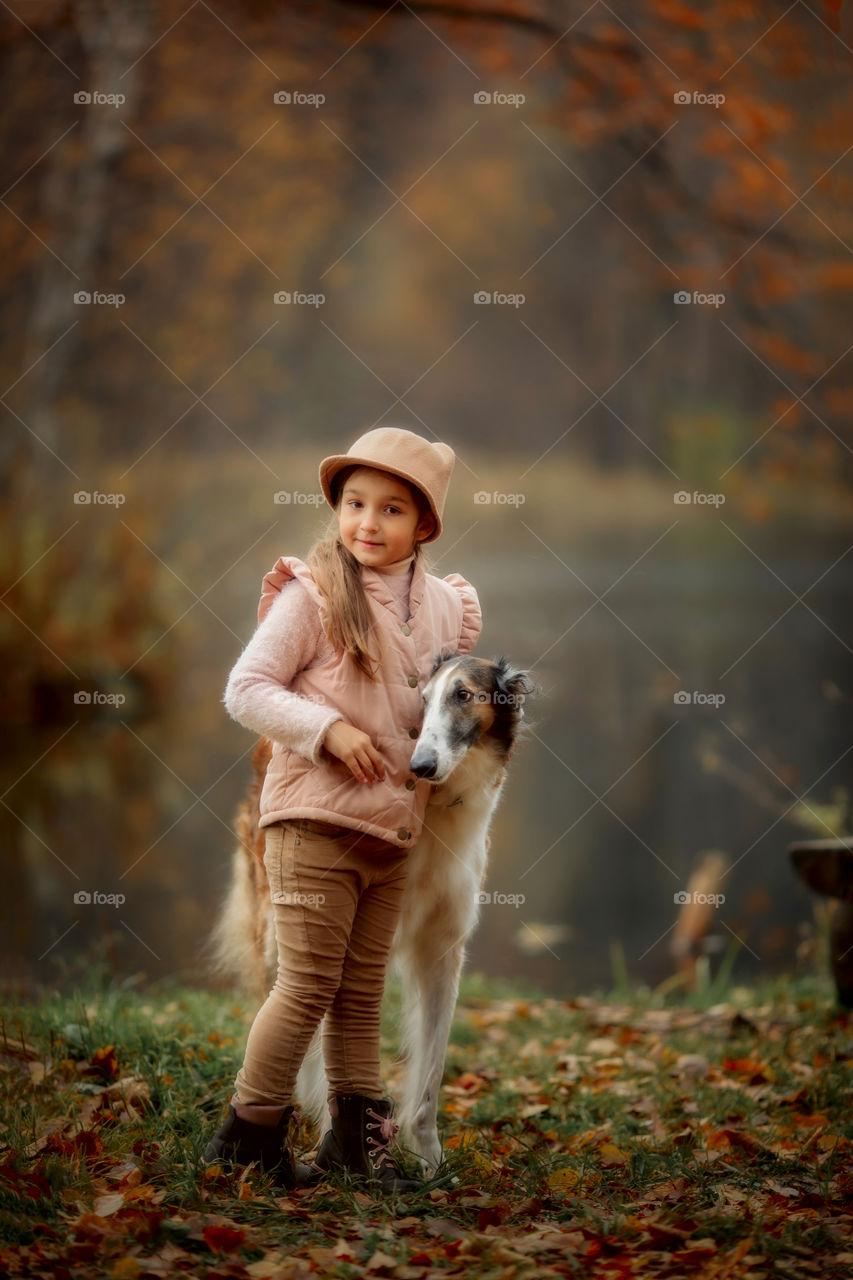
[211,651,534,1174]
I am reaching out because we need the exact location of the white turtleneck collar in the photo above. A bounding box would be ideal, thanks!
[366,551,416,576]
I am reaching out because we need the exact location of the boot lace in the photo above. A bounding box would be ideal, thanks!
[365,1106,401,1171]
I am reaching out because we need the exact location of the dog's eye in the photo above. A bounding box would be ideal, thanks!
[457,688,471,702]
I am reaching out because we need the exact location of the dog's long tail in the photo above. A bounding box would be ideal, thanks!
[208,738,274,996]
[208,836,268,996]
[295,1031,330,1132]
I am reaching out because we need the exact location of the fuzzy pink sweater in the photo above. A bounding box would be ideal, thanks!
[223,552,440,763]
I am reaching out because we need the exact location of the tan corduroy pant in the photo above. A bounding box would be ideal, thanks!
[233,818,409,1109]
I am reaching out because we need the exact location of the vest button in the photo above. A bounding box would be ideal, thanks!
[408,727,419,739]
[405,778,416,790]
[407,675,418,688]
[397,828,411,841]
[401,624,411,636]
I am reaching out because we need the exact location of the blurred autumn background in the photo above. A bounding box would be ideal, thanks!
[2,0,852,996]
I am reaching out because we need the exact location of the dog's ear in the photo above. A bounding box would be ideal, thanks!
[493,656,536,711]
[430,648,460,678]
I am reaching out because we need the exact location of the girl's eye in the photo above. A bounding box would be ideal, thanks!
[347,500,401,514]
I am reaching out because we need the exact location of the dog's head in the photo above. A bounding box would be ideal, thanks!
[410,652,536,783]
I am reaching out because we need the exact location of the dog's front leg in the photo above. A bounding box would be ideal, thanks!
[397,943,465,1176]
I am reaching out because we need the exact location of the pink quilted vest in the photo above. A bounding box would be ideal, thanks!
[256,554,481,849]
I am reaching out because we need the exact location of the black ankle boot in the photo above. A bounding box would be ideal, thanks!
[202,1103,314,1189]
[308,1094,422,1194]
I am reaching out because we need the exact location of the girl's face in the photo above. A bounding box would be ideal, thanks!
[337,466,435,567]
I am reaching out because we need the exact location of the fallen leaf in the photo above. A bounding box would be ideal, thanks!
[598,1143,630,1166]
[110,1258,142,1278]
[519,1102,550,1118]
[676,1053,710,1078]
[84,1046,121,1081]
[93,1192,125,1217]
[365,1249,397,1271]
[203,1223,246,1253]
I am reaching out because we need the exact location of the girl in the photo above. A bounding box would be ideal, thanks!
[203,426,482,1195]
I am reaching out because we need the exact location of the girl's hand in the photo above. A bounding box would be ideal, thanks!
[322,721,386,784]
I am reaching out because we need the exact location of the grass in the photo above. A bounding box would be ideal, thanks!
[1,963,851,1277]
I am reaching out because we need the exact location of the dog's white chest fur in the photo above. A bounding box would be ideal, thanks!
[399,752,505,942]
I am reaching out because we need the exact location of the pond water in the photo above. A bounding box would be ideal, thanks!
[5,524,851,999]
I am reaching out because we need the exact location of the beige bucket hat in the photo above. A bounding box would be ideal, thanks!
[318,427,455,544]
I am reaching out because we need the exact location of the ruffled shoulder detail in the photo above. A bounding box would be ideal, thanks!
[442,572,482,654]
[258,556,322,626]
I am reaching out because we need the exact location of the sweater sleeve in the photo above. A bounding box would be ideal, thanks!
[442,573,483,654]
[222,580,346,764]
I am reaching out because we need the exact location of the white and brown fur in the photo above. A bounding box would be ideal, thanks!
[210,652,534,1174]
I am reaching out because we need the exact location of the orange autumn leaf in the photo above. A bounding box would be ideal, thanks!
[110,1259,142,1279]
[706,1129,734,1150]
[478,1201,511,1230]
[448,1072,491,1092]
[73,1130,104,1160]
[722,1057,776,1084]
[202,1224,246,1254]
[718,1129,765,1154]
[85,1046,120,1081]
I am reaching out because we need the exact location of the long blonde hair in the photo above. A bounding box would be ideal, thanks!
[305,465,434,681]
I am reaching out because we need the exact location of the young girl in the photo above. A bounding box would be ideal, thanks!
[203,426,482,1194]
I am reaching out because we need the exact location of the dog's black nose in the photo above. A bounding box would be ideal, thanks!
[410,750,438,779]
